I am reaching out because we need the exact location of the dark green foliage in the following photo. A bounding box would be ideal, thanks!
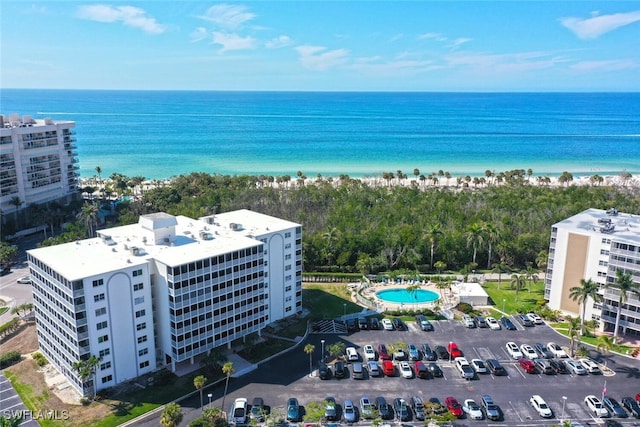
[0,351,21,369]
[32,352,48,367]
[153,369,178,386]
[456,302,474,314]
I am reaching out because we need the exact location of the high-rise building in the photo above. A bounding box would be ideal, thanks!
[0,114,80,216]
[28,210,302,396]
[545,208,640,337]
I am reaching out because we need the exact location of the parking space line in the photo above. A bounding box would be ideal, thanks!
[508,400,524,422]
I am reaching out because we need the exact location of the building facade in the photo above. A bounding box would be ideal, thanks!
[28,210,301,395]
[0,114,80,216]
[545,208,640,337]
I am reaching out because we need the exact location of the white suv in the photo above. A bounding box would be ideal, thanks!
[506,342,523,359]
[584,395,609,418]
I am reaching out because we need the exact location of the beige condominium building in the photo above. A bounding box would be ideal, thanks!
[546,208,640,337]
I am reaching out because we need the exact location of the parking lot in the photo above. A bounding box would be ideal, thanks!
[199,315,640,427]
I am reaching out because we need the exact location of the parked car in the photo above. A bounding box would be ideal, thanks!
[346,347,359,361]
[462,314,476,328]
[434,345,449,360]
[343,400,357,423]
[471,358,488,374]
[421,343,437,361]
[474,315,488,328]
[411,396,427,420]
[382,318,394,331]
[360,397,374,419]
[334,361,346,378]
[231,398,248,425]
[585,395,610,418]
[549,358,568,374]
[392,317,406,331]
[286,398,300,422]
[481,395,501,421]
[369,317,381,330]
[486,316,501,330]
[533,358,555,375]
[547,342,568,358]
[392,348,407,361]
[566,360,588,375]
[622,396,640,418]
[324,397,338,421]
[463,399,484,420]
[414,361,428,379]
[486,359,507,376]
[382,359,395,376]
[530,395,553,418]
[367,361,380,377]
[427,362,443,377]
[445,396,463,418]
[358,317,368,330]
[603,397,628,418]
[516,314,534,327]
[399,361,414,379]
[447,342,463,358]
[16,275,32,284]
[376,396,394,420]
[501,316,517,330]
[394,398,410,421]
[415,314,434,331]
[318,363,331,380]
[250,397,265,422]
[579,358,602,374]
[377,344,391,360]
[364,345,376,361]
[535,342,554,359]
[428,398,447,415]
[408,343,420,361]
[520,344,538,359]
[352,362,364,379]
[454,357,474,380]
[506,341,523,359]
[346,318,358,332]
[527,312,544,324]
[518,358,537,374]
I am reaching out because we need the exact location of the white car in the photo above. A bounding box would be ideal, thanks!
[231,398,248,424]
[527,312,543,324]
[584,395,609,418]
[346,347,359,361]
[579,358,602,374]
[399,361,413,379]
[486,317,501,330]
[363,345,376,361]
[566,360,587,375]
[530,395,553,418]
[462,399,484,420]
[546,342,568,358]
[520,344,538,359]
[506,342,523,359]
[16,276,32,284]
[471,359,488,374]
[382,318,394,331]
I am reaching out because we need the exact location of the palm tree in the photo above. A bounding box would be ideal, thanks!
[484,223,501,269]
[596,334,614,358]
[569,278,602,331]
[221,362,235,414]
[607,270,639,342]
[524,264,539,293]
[322,227,340,266]
[194,375,208,412]
[72,355,101,399]
[304,344,315,377]
[0,414,23,427]
[566,316,581,357]
[510,274,526,302]
[424,224,443,270]
[161,402,183,427]
[406,283,421,310]
[464,222,485,265]
[491,262,510,290]
[76,203,99,237]
[95,165,102,186]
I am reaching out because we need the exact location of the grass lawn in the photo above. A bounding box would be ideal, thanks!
[548,321,635,356]
[481,280,546,314]
[302,283,362,320]
[0,306,9,315]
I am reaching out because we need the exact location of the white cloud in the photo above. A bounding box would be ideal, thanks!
[265,35,292,49]
[350,57,442,76]
[76,4,167,34]
[445,50,564,73]
[570,59,638,72]
[198,4,255,30]
[390,33,404,42]
[295,45,349,71]
[190,27,209,43]
[560,10,640,39]
[447,37,472,49]
[418,32,448,42]
[212,32,256,53]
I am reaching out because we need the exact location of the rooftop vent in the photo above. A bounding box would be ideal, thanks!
[598,218,612,225]
[600,223,616,234]
[130,246,141,256]
[199,230,213,240]
[230,223,242,231]
[606,208,619,216]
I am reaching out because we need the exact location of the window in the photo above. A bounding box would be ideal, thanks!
[285,254,291,260]
[133,269,143,277]
[95,307,106,317]
[94,293,105,303]
[286,306,292,312]
[139,360,150,369]
[137,335,148,344]
[285,275,292,281]
[99,348,110,358]
[101,375,113,384]
[285,285,292,292]
[97,321,108,330]
[92,279,104,287]
[284,243,291,249]
[285,296,292,302]
[600,249,610,255]
[134,296,145,305]
[135,309,146,318]
[139,348,148,357]
[284,232,291,238]
[98,335,109,343]
[285,265,292,271]
[136,322,146,331]
[133,283,144,291]
[100,361,111,370]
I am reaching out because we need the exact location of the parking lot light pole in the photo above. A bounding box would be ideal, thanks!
[449,341,453,363]
[502,299,506,312]
[321,339,325,363]
[561,396,567,422]
[343,303,347,317]
[208,393,213,409]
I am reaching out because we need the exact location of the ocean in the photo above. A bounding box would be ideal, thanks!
[2,89,639,181]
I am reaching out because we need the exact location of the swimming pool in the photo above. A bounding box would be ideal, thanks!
[375,288,440,304]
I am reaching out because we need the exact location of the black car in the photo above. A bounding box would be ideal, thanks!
[534,342,553,359]
[392,317,406,331]
[603,397,628,418]
[319,363,332,380]
[334,361,346,378]
[324,397,338,421]
[427,362,443,377]
[421,343,437,361]
[369,317,381,330]
[346,318,358,332]
[549,359,568,374]
[393,398,411,421]
[486,359,507,376]
[500,316,517,330]
[434,345,449,360]
[415,314,434,331]
[474,316,488,328]
[622,397,640,418]
[428,398,447,415]
[358,317,368,330]
[376,397,394,420]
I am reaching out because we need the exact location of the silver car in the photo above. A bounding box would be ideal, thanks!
[343,400,357,423]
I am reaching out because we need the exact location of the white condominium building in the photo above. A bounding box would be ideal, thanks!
[28,210,302,396]
[546,208,640,337]
[0,114,80,214]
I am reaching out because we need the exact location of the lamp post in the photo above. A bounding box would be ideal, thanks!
[449,341,453,364]
[502,299,506,312]
[561,396,567,422]
[208,393,213,409]
[321,339,325,363]
[343,303,347,317]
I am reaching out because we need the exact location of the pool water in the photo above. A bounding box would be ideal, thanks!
[376,288,440,304]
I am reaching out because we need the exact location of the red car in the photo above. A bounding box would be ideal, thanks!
[382,359,395,376]
[414,361,428,379]
[518,358,537,374]
[445,397,463,418]
[447,342,463,358]
[377,344,391,360]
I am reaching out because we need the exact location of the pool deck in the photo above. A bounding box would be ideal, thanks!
[359,280,459,312]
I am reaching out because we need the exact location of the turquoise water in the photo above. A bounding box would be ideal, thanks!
[2,90,639,180]
[376,288,440,304]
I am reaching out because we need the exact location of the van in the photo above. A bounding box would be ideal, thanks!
[382,359,395,376]
[481,395,500,421]
[462,315,475,328]
[352,362,364,379]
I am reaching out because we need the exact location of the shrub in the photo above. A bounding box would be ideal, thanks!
[153,368,178,386]
[456,302,474,314]
[0,350,21,369]
[32,352,49,367]
[80,397,91,406]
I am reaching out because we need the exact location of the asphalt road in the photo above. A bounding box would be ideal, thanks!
[133,316,640,427]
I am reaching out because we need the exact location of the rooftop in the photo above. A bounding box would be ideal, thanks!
[553,208,640,243]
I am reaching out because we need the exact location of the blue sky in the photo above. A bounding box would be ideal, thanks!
[2,1,639,91]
